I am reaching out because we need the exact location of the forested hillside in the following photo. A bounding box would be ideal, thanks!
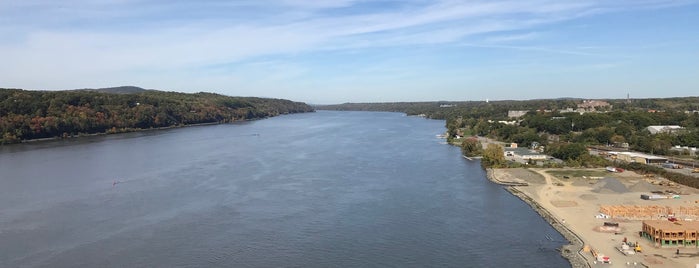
[0,87,313,144]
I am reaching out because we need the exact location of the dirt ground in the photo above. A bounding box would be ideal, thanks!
[494,167,699,268]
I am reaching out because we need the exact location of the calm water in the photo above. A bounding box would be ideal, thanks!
[0,111,569,267]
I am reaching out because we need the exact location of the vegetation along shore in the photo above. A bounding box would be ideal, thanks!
[0,86,314,144]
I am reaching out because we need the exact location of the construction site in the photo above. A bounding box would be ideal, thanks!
[599,205,699,220]
[641,220,699,248]
[492,167,699,267]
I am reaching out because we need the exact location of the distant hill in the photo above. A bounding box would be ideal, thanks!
[316,96,699,119]
[79,86,150,94]
[0,87,314,144]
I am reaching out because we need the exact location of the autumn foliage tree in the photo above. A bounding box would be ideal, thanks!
[481,144,505,168]
[460,137,483,157]
[0,88,314,144]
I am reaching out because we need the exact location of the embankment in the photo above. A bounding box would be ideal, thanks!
[486,169,590,268]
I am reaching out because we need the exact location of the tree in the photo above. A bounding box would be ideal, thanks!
[614,123,634,141]
[461,137,483,157]
[482,143,505,167]
[548,143,587,162]
[0,88,314,143]
[610,134,626,145]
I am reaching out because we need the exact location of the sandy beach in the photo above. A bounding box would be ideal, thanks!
[489,168,699,268]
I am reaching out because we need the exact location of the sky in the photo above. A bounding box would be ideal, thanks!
[1,0,698,104]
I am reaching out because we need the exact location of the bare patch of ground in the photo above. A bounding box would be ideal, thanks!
[578,194,597,200]
[551,200,578,207]
[505,168,546,184]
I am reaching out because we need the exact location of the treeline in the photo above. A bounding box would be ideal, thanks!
[319,98,699,157]
[318,97,699,122]
[458,109,699,156]
[316,99,578,120]
[1,87,313,144]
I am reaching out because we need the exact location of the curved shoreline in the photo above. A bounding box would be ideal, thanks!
[486,169,591,268]
[10,112,312,145]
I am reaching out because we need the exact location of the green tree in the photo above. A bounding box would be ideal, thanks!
[482,143,505,167]
[548,143,587,162]
[0,88,314,143]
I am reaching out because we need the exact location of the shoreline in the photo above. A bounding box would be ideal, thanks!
[10,113,305,145]
[486,169,591,268]
[19,121,222,144]
[507,187,591,268]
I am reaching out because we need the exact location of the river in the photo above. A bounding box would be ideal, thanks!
[0,111,569,267]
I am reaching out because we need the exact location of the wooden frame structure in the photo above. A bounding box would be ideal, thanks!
[599,205,699,220]
[641,220,699,248]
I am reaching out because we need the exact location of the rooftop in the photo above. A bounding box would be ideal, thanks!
[643,220,699,231]
[614,152,667,160]
[505,147,544,155]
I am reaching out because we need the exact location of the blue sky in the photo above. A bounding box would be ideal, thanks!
[1,0,698,103]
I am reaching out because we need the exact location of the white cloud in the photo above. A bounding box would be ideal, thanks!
[0,0,696,95]
[484,32,540,43]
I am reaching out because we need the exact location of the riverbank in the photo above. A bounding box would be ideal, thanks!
[17,121,222,144]
[11,114,299,145]
[507,187,591,268]
[487,167,699,268]
[486,169,590,268]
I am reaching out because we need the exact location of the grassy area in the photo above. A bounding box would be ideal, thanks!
[546,169,609,179]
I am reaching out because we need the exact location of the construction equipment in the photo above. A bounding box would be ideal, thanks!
[617,240,642,255]
[617,243,635,255]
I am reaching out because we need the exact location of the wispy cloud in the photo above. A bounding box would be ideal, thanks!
[458,43,601,56]
[0,0,697,101]
[484,32,541,43]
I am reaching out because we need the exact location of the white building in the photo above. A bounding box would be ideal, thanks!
[504,148,548,160]
[646,125,684,134]
[507,110,528,118]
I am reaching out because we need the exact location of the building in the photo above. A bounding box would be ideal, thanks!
[613,152,667,164]
[489,119,518,125]
[670,146,697,156]
[577,100,611,111]
[507,110,528,118]
[646,125,684,134]
[497,120,518,125]
[641,220,699,248]
[504,147,548,160]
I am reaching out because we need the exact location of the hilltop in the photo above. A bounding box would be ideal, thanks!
[77,86,150,94]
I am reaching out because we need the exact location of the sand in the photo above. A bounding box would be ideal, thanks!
[591,178,629,194]
[490,168,699,268]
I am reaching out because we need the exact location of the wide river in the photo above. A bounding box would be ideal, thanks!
[0,111,569,267]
